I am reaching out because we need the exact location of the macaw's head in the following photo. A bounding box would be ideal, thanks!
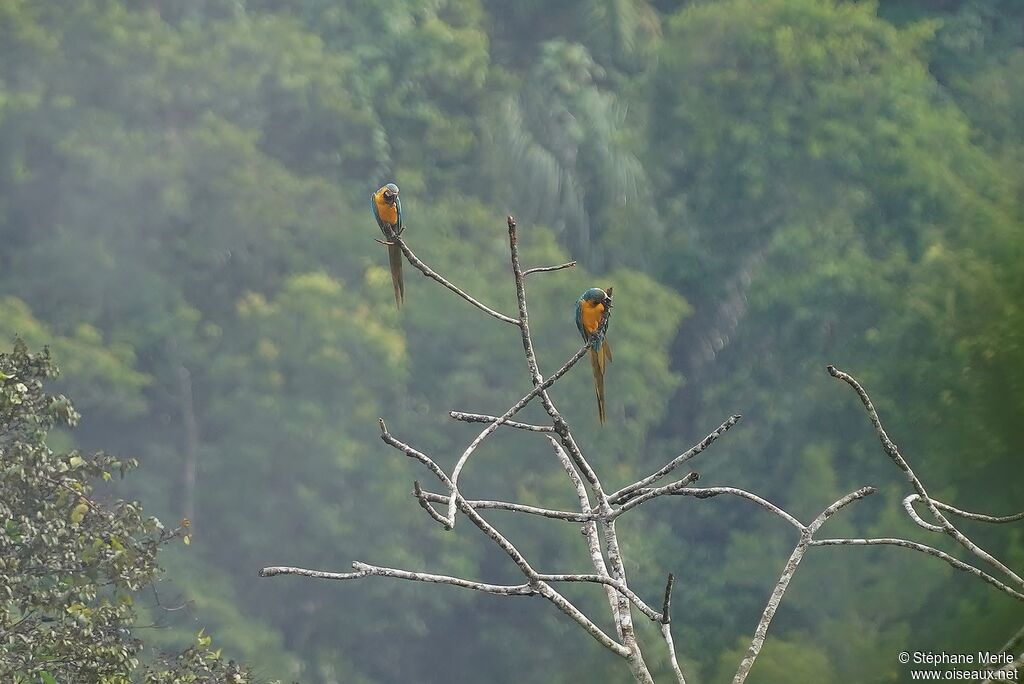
[581,287,613,309]
[382,183,400,205]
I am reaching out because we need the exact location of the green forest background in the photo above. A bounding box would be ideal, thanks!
[2,0,1023,681]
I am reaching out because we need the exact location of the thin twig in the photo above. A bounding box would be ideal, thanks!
[654,486,805,531]
[418,489,592,522]
[661,573,674,625]
[393,235,519,325]
[610,415,742,504]
[413,481,453,529]
[658,572,687,684]
[806,487,876,534]
[1000,623,1024,657]
[260,562,536,595]
[810,538,1024,602]
[449,411,555,432]
[901,494,944,532]
[906,494,1024,525]
[662,621,687,684]
[444,344,590,527]
[259,565,365,581]
[523,261,577,277]
[535,574,662,622]
[379,419,454,494]
[611,473,700,519]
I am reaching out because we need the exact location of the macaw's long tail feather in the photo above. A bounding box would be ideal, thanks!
[590,347,606,424]
[602,338,612,364]
[388,242,404,308]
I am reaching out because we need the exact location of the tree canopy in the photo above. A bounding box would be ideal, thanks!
[1,0,1022,681]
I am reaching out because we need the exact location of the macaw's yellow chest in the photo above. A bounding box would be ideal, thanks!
[581,301,606,336]
[375,195,399,226]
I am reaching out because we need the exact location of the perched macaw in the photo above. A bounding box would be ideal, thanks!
[371,183,404,308]
[575,286,614,424]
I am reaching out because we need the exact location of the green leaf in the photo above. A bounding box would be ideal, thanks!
[70,501,89,524]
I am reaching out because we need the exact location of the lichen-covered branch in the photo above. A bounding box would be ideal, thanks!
[828,365,1024,590]
[905,494,1024,525]
[809,538,1024,602]
[448,411,555,432]
[444,343,589,528]
[523,260,577,276]
[610,415,742,505]
[733,487,875,684]
[507,215,655,683]
[260,563,534,595]
[393,235,519,325]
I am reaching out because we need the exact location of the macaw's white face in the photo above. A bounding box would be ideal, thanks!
[382,183,400,205]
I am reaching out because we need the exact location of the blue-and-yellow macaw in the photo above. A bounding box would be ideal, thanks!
[371,183,404,308]
[575,286,613,424]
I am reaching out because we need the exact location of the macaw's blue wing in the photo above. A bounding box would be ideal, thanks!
[371,193,385,231]
[394,195,403,235]
[575,299,586,341]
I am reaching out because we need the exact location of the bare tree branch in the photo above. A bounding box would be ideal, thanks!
[259,565,365,581]
[377,419,630,656]
[809,538,1024,602]
[352,562,537,595]
[610,415,742,505]
[259,563,537,595]
[906,494,1024,525]
[612,473,701,519]
[413,480,454,527]
[657,573,688,683]
[655,486,805,531]
[733,487,875,684]
[392,235,520,325]
[828,365,1024,590]
[806,487,876,533]
[449,411,555,432]
[444,343,590,528]
[506,215,656,682]
[661,621,687,684]
[419,470,699,524]
[418,489,592,522]
[266,210,1024,684]
[523,260,577,276]
[548,437,623,637]
[901,494,945,532]
[733,536,808,684]
[1000,623,1024,657]
[534,573,662,622]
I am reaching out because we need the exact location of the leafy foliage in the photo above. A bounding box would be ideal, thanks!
[0,340,252,682]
